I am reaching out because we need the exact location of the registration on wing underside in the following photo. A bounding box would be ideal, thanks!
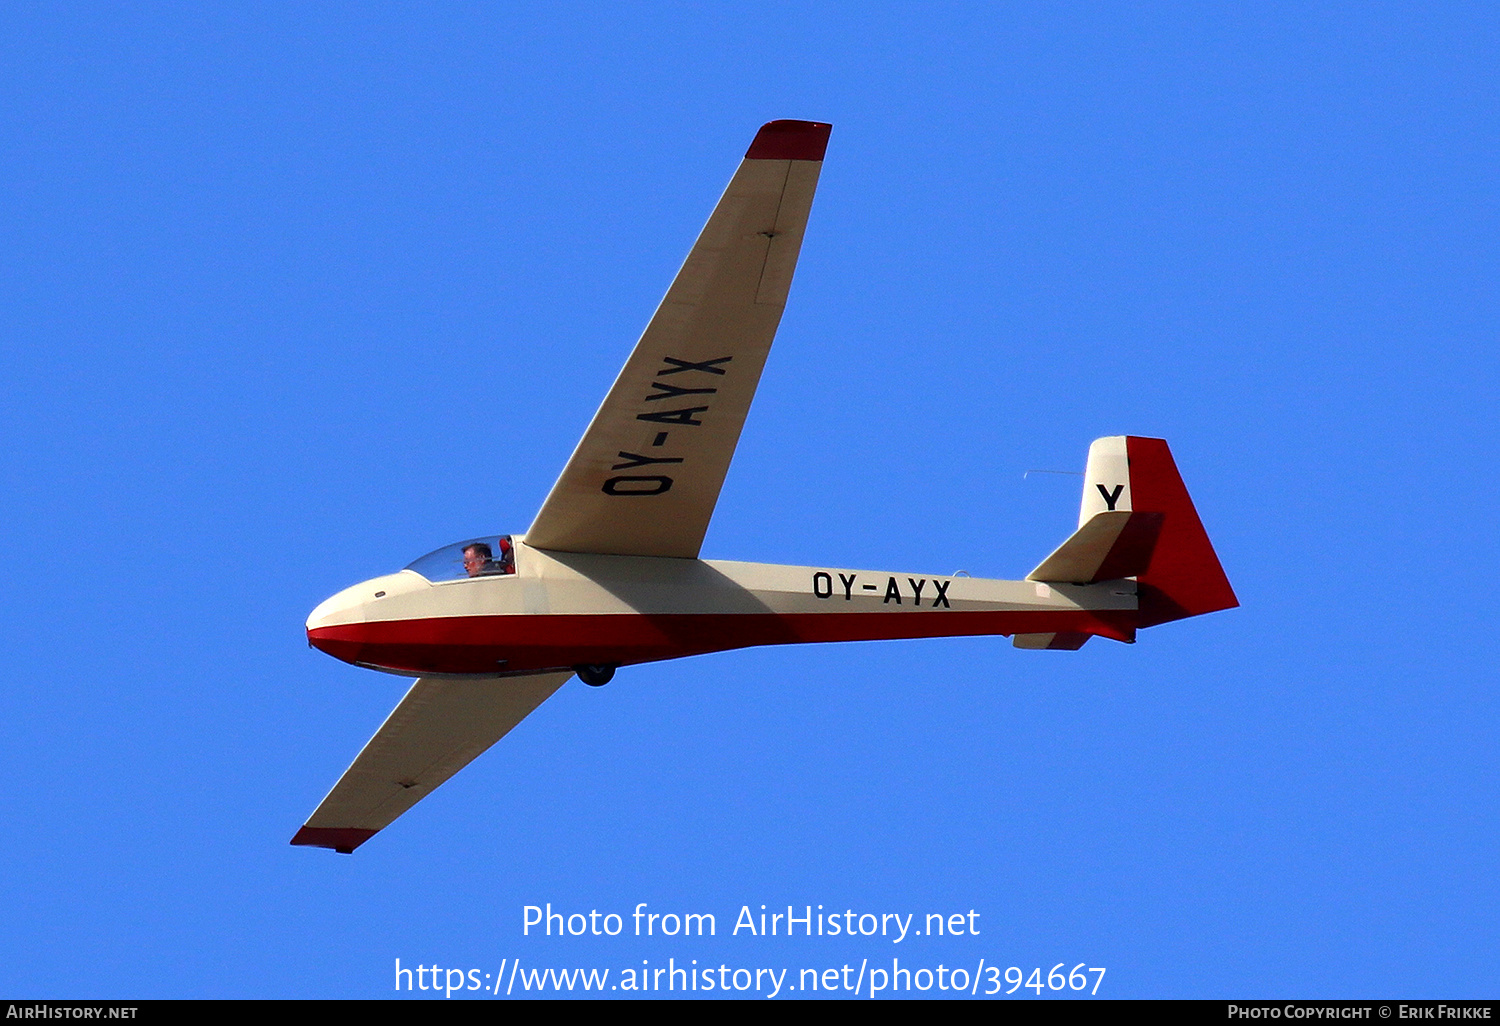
[526,153,825,559]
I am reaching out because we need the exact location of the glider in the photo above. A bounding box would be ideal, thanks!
[294,120,1236,854]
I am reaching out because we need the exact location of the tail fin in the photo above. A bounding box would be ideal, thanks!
[1033,436,1237,628]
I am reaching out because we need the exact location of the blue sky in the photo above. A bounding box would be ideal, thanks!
[2,2,1497,999]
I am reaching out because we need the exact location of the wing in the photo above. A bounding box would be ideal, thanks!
[290,671,572,853]
[526,119,831,558]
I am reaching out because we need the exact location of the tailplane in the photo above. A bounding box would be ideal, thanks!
[1029,436,1237,629]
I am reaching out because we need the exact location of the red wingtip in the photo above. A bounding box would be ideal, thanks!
[746,120,832,161]
[291,825,378,854]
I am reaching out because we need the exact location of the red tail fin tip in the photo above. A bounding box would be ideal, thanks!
[1118,437,1237,627]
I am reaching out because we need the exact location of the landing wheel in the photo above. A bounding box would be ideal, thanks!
[574,664,617,687]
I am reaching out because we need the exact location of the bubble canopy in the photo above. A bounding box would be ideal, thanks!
[403,536,516,582]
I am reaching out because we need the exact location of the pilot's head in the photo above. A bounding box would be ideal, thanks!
[462,542,494,577]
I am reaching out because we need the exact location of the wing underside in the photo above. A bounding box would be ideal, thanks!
[526,120,831,558]
[291,671,572,853]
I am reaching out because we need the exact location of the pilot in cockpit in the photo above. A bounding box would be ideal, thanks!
[463,542,497,578]
[463,539,515,578]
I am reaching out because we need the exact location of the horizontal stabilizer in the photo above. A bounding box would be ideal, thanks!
[1027,510,1163,584]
